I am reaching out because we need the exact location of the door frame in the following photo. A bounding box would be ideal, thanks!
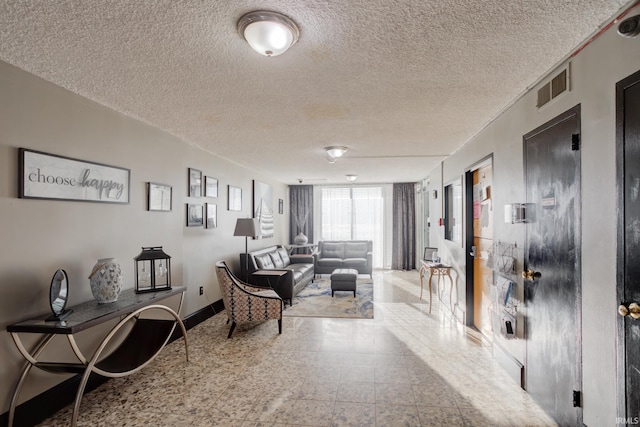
[616,68,640,419]
[464,154,494,328]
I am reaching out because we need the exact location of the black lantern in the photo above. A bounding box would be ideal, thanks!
[134,246,171,293]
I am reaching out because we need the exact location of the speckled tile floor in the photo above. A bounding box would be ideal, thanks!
[36,269,558,427]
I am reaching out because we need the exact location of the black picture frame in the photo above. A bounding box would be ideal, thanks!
[147,182,172,211]
[205,176,218,198]
[188,168,202,197]
[186,203,203,227]
[19,148,130,204]
[206,203,217,229]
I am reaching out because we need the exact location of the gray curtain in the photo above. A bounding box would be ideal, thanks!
[392,182,417,270]
[289,185,314,247]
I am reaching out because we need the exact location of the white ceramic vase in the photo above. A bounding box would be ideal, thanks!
[89,258,123,304]
[294,233,308,245]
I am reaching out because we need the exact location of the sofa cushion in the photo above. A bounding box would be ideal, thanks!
[276,247,291,266]
[269,252,284,268]
[344,242,368,258]
[316,258,343,269]
[255,254,275,269]
[322,243,345,259]
[343,258,367,270]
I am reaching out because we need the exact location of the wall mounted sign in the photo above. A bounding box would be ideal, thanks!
[19,148,130,204]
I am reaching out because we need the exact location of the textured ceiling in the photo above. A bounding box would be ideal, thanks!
[0,1,631,184]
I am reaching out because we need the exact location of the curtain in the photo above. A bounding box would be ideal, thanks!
[289,185,313,247]
[392,182,416,270]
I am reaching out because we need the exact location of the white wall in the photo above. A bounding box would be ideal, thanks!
[0,60,288,414]
[425,5,640,424]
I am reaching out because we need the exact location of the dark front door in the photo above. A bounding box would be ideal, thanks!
[617,69,640,421]
[523,105,582,426]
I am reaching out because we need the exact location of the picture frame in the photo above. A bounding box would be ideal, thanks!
[205,176,218,198]
[147,182,172,211]
[186,203,203,227]
[206,203,217,229]
[253,180,274,238]
[19,148,130,204]
[188,168,202,197]
[279,198,284,214]
[228,185,242,211]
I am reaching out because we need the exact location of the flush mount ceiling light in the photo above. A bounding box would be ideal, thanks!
[325,146,348,159]
[238,11,300,57]
[345,174,358,182]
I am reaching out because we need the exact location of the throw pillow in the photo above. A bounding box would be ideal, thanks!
[269,252,284,268]
[255,254,274,269]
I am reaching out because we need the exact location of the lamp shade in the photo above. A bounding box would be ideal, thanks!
[238,11,299,57]
[234,218,260,237]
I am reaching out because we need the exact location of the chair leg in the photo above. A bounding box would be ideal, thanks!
[353,290,356,298]
[227,322,237,339]
[278,319,282,334]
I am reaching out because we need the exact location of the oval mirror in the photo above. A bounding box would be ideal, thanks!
[46,269,72,321]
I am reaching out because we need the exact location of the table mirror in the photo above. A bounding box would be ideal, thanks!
[46,269,72,321]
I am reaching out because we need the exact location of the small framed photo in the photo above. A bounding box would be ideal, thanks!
[279,199,284,214]
[147,182,172,211]
[205,176,218,198]
[186,203,203,227]
[188,168,202,197]
[206,203,217,229]
[228,185,242,211]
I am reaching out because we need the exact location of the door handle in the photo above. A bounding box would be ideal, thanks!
[619,302,640,319]
[522,269,542,281]
[470,246,477,259]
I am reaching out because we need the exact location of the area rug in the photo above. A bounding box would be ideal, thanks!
[283,279,374,319]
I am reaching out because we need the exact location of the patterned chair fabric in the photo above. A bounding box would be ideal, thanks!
[215,260,283,338]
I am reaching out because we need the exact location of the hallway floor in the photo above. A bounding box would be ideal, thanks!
[38,269,557,426]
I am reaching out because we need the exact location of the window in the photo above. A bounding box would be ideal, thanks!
[444,179,462,244]
[321,187,384,268]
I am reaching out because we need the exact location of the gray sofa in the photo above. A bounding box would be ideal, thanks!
[314,240,373,278]
[241,245,314,305]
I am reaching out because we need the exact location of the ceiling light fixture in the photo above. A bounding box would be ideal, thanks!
[325,146,348,159]
[238,11,299,57]
[346,174,358,182]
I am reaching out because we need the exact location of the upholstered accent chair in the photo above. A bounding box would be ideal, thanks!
[215,261,283,338]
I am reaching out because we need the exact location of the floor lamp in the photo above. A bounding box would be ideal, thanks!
[234,218,260,282]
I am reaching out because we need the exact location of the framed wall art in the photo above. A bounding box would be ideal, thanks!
[147,182,172,211]
[253,180,274,238]
[186,203,203,227]
[188,168,202,197]
[228,185,242,211]
[206,203,217,229]
[205,176,218,198]
[19,148,130,204]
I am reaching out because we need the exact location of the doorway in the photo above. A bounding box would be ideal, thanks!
[616,69,640,421]
[523,105,582,426]
[472,161,494,336]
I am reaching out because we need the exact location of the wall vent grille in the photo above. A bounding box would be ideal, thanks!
[537,66,570,108]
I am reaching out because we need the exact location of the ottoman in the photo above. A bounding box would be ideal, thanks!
[330,268,358,297]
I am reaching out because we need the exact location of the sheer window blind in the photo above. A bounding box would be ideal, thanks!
[321,187,384,267]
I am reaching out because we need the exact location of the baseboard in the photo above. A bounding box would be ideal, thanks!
[0,300,223,427]
[493,340,525,389]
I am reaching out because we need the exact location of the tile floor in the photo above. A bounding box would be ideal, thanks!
[38,269,558,426]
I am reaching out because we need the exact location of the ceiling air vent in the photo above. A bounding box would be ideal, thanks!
[537,66,570,108]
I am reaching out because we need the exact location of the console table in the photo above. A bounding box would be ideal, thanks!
[6,287,189,427]
[419,261,453,313]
